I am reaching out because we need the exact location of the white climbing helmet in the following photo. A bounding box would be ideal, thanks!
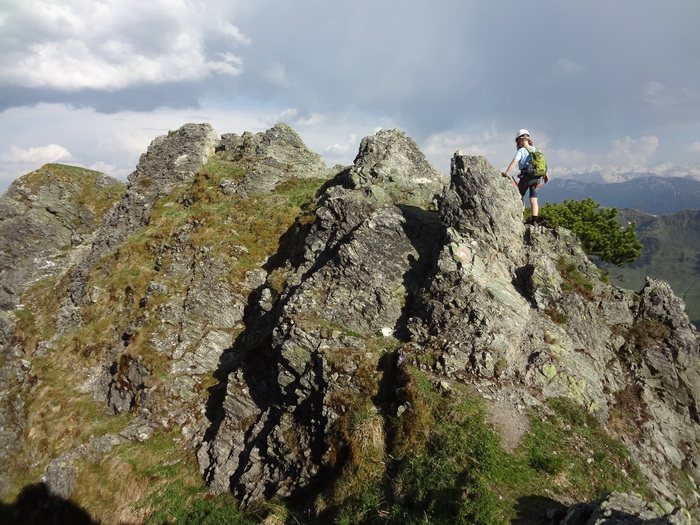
[515,129,530,141]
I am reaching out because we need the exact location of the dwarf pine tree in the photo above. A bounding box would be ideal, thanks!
[540,198,643,266]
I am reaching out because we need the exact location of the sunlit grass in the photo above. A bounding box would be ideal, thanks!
[316,366,651,525]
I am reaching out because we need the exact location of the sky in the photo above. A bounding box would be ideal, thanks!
[1,0,700,192]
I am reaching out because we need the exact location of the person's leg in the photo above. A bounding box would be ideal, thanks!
[528,182,540,222]
[518,181,527,216]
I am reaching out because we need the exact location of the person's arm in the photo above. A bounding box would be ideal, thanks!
[503,157,519,177]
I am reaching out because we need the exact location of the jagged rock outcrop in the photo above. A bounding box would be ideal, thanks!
[0,166,124,310]
[198,140,699,514]
[195,134,699,517]
[217,122,333,195]
[65,122,220,309]
[70,124,241,416]
[345,128,447,206]
[408,152,700,508]
[0,166,124,497]
[0,124,222,500]
[198,127,447,501]
[0,122,698,523]
[561,492,690,525]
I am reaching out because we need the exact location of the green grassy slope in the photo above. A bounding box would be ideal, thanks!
[613,209,700,328]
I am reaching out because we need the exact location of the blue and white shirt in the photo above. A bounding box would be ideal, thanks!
[514,147,532,171]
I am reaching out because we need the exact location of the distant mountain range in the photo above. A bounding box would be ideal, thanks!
[542,176,700,215]
[552,163,700,184]
[536,169,700,328]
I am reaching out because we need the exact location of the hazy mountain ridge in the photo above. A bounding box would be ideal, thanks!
[0,124,698,524]
[553,164,700,184]
[542,176,700,215]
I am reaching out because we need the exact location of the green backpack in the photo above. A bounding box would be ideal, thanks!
[525,147,547,178]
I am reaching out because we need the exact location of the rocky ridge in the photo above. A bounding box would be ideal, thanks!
[0,123,698,524]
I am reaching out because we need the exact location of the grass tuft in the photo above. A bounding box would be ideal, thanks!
[556,260,595,299]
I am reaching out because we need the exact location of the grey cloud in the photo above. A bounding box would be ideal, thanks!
[1,0,699,178]
[236,0,699,140]
[0,83,204,114]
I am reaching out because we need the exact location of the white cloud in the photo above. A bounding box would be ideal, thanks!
[325,143,351,155]
[606,136,659,166]
[1,144,73,164]
[263,62,293,88]
[208,52,245,76]
[0,0,248,91]
[273,108,299,123]
[0,143,74,191]
[691,142,700,153]
[218,20,252,46]
[1,0,699,191]
[88,161,121,176]
[85,161,132,181]
[297,113,326,127]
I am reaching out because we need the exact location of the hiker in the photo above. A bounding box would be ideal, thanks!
[502,129,550,224]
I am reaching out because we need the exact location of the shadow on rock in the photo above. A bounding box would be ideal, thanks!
[512,494,567,524]
[0,483,99,525]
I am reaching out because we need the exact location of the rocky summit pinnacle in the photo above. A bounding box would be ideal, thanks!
[347,128,447,205]
[0,123,697,524]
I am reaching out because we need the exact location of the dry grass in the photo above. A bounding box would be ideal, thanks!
[73,431,205,525]
[19,366,129,466]
[76,456,151,525]
[332,410,387,503]
[11,273,68,354]
[608,383,650,442]
[354,412,386,458]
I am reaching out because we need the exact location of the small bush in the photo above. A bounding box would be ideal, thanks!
[540,198,643,266]
[625,319,670,347]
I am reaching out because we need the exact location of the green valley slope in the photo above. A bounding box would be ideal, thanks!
[614,209,700,328]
